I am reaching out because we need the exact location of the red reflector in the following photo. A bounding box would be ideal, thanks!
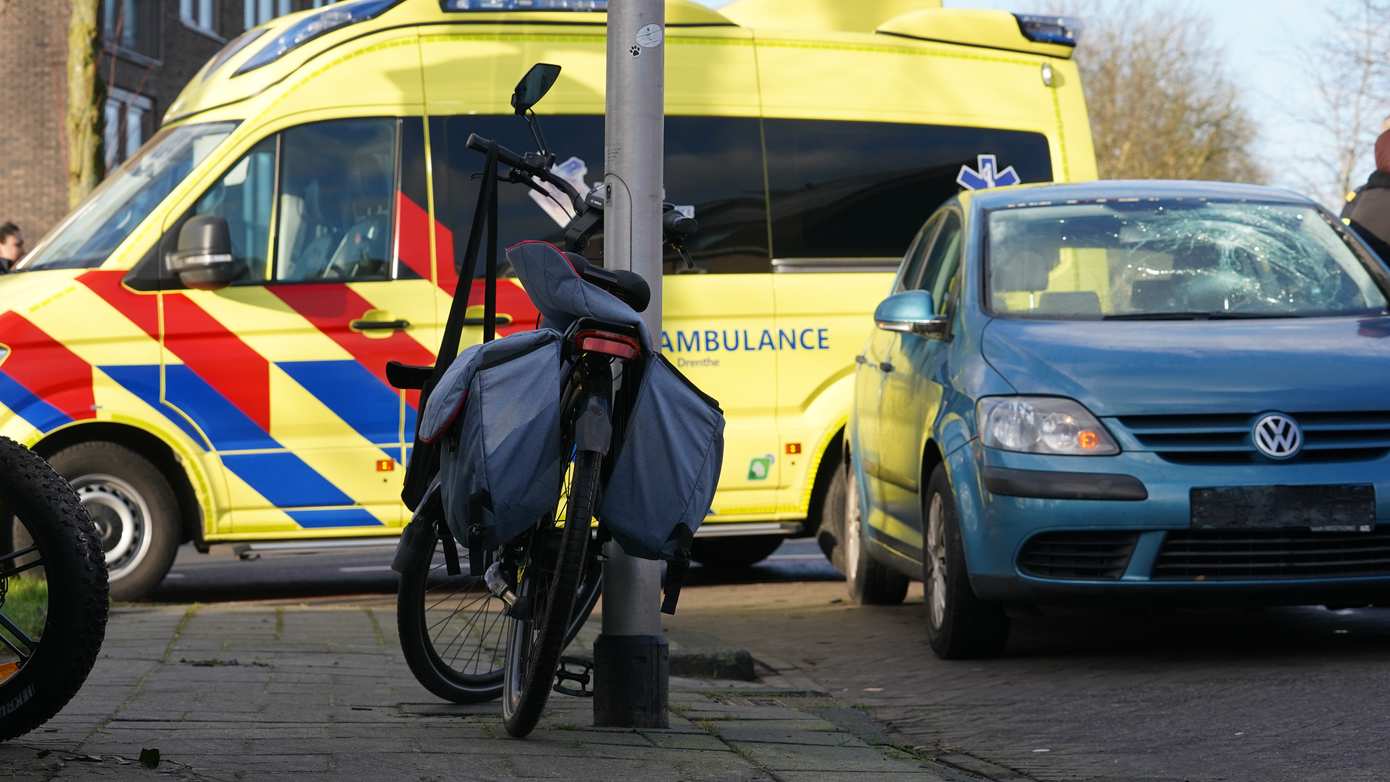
[574,329,641,359]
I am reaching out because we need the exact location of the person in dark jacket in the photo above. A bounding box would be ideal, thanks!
[1344,127,1390,262]
[0,223,22,273]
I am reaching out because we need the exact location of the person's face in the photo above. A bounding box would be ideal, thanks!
[0,233,23,262]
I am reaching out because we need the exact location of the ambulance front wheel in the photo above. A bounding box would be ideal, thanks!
[45,443,180,602]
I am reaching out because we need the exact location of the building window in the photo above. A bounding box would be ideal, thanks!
[244,0,293,29]
[105,88,155,171]
[103,0,162,61]
[181,0,220,37]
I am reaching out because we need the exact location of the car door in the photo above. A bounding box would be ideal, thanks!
[876,209,963,550]
[859,216,938,520]
[156,117,436,534]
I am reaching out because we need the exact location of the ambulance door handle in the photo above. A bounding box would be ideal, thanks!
[463,314,515,327]
[879,361,895,373]
[351,318,410,332]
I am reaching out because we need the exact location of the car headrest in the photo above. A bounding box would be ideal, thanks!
[1036,291,1102,317]
[991,246,1055,292]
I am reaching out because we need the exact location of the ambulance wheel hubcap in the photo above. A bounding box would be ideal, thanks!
[75,475,153,582]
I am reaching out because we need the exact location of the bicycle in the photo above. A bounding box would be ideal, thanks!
[392,63,713,738]
[0,437,109,741]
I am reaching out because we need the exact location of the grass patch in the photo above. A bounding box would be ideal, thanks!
[3,577,47,642]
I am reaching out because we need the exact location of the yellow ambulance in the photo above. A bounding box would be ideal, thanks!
[3,0,1097,599]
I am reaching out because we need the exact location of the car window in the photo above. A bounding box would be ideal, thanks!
[987,199,1390,319]
[275,119,397,282]
[896,216,940,292]
[918,212,963,308]
[185,138,277,282]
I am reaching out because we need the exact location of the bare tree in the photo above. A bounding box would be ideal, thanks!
[1299,0,1390,207]
[1052,1,1264,183]
[66,0,105,207]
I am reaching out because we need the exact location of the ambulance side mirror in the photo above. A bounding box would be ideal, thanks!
[167,216,240,291]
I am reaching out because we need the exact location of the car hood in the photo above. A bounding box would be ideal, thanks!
[981,316,1390,416]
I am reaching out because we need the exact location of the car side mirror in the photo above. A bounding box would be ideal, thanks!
[875,290,948,339]
[511,62,561,116]
[167,216,240,290]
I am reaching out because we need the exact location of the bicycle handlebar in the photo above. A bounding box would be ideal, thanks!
[465,131,700,253]
[466,133,584,209]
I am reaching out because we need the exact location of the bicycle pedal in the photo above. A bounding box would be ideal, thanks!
[553,656,593,698]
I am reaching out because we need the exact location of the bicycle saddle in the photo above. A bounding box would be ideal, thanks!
[566,253,651,313]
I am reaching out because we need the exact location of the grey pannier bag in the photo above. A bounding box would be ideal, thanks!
[600,354,723,561]
[505,241,725,565]
[418,327,565,551]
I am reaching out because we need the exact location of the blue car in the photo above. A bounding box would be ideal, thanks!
[842,180,1390,659]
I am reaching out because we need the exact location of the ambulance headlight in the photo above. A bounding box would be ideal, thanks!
[236,0,401,76]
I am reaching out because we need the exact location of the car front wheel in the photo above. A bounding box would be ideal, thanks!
[923,464,1008,659]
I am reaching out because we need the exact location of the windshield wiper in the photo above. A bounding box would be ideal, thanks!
[1102,311,1302,321]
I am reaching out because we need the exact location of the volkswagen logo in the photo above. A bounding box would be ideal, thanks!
[1252,413,1303,460]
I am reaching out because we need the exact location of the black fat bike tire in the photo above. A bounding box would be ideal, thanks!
[502,449,601,738]
[0,437,109,742]
[396,515,505,704]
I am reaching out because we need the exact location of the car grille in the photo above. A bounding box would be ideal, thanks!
[1154,528,1390,580]
[1113,412,1390,464]
[1017,531,1139,580]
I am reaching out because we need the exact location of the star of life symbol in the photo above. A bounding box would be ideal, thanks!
[956,154,1021,190]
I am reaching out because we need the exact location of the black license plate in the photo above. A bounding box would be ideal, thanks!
[1190,485,1377,532]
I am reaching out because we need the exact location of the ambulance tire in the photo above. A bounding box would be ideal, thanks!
[47,443,180,603]
[0,437,109,742]
[688,536,784,569]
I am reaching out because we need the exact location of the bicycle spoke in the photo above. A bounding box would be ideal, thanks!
[0,611,36,661]
[0,545,37,567]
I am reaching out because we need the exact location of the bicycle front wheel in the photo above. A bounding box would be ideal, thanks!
[0,437,109,742]
[501,448,601,738]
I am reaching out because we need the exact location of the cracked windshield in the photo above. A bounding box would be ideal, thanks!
[987,200,1390,319]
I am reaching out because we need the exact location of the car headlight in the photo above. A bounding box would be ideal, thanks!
[977,396,1119,456]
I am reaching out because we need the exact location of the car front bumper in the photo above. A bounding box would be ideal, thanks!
[948,442,1390,603]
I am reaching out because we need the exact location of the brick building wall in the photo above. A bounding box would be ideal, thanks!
[0,0,330,243]
[0,2,73,242]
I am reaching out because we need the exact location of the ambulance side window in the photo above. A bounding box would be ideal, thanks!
[187,137,276,282]
[763,120,1052,262]
[274,119,397,282]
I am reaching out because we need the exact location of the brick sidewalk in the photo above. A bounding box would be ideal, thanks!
[0,601,955,781]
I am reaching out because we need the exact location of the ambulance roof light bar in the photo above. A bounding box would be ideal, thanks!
[1013,13,1081,47]
[440,0,608,10]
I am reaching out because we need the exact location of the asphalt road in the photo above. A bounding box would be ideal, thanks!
[147,538,1390,781]
[149,537,840,603]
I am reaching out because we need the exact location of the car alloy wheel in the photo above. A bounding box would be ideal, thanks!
[926,491,948,630]
[843,468,861,585]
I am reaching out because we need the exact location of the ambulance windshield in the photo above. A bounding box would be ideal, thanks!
[21,122,238,272]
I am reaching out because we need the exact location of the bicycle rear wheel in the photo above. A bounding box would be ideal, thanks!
[396,516,509,704]
[501,448,601,738]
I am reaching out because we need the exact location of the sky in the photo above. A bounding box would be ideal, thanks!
[697,0,1367,203]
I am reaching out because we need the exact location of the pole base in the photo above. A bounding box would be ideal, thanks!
[592,633,669,728]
